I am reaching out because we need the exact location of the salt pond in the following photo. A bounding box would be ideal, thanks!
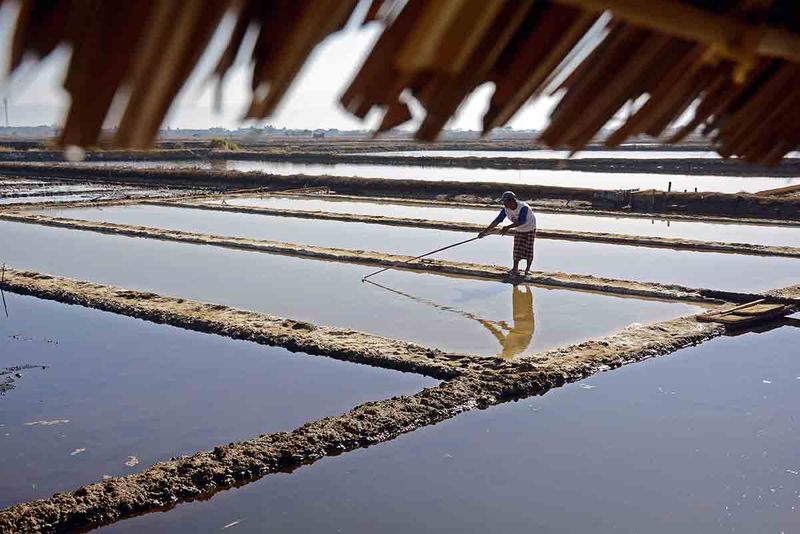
[0,221,699,356]
[99,322,800,534]
[204,195,800,248]
[358,149,728,158]
[67,160,800,194]
[38,204,800,292]
[0,292,434,507]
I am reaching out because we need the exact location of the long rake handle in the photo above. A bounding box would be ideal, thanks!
[362,236,482,281]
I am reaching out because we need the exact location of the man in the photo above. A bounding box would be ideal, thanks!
[478,191,536,279]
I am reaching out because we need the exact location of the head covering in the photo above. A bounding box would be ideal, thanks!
[501,191,516,202]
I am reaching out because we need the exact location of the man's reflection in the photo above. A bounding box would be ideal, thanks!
[479,286,535,359]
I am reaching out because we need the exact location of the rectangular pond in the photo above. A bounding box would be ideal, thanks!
[81,160,800,194]
[36,204,800,293]
[0,221,699,357]
[0,292,435,508]
[98,321,800,534]
[203,194,800,248]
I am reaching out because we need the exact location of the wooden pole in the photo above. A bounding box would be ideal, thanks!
[361,236,481,281]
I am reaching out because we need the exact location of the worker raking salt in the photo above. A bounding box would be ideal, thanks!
[478,191,537,280]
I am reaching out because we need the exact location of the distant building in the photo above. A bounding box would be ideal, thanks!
[312,131,325,138]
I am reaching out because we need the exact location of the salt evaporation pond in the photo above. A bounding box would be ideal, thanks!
[0,292,434,508]
[0,221,699,356]
[204,195,800,248]
[99,322,800,534]
[66,160,800,194]
[357,149,727,158]
[39,204,800,292]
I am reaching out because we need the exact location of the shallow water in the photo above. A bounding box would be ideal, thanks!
[0,221,698,356]
[81,160,800,194]
[206,195,800,248]
[0,292,435,507]
[39,204,800,292]
[100,323,800,534]
[359,149,727,159]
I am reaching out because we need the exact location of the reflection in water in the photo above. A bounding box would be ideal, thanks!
[365,280,535,359]
[478,286,535,359]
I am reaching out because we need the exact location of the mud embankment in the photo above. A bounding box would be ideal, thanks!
[0,149,203,162]
[162,201,800,258]
[3,148,797,176]
[0,211,788,305]
[2,162,799,220]
[208,151,800,177]
[0,268,729,533]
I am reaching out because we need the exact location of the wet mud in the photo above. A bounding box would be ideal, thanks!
[161,201,800,258]
[0,365,46,395]
[2,163,799,221]
[0,211,770,304]
[0,267,737,533]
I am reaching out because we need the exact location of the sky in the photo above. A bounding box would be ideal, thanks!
[0,1,556,132]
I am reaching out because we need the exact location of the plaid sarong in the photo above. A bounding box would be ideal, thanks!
[513,230,535,263]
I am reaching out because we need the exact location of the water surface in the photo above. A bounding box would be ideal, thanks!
[0,221,699,356]
[205,195,800,248]
[0,293,434,507]
[100,323,800,534]
[66,160,800,194]
[39,204,800,292]
[359,149,728,159]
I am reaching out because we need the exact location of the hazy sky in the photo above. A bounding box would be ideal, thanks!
[0,2,555,131]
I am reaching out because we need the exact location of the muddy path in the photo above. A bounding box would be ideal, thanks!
[0,211,772,305]
[157,200,800,258]
[0,267,733,533]
[2,163,799,220]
